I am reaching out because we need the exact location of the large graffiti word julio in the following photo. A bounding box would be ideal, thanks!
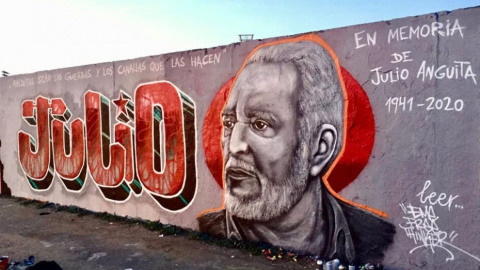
[17,81,197,211]
[399,180,480,263]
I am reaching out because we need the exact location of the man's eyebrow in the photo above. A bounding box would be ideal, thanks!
[221,110,235,117]
[247,111,278,123]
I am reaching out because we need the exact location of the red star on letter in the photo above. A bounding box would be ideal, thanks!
[113,94,129,117]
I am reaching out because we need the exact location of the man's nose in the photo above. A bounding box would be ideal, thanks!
[229,123,249,155]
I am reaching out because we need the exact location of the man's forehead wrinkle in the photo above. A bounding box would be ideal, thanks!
[247,110,278,123]
[238,89,286,119]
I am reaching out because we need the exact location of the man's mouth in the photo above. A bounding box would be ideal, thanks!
[226,167,256,181]
[226,167,260,198]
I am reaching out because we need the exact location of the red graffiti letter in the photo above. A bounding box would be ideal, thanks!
[135,82,187,195]
[18,97,52,180]
[52,119,86,178]
[51,99,86,180]
[85,91,125,187]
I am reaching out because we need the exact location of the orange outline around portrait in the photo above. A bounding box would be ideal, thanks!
[198,33,387,219]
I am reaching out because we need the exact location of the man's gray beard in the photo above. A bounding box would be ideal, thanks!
[225,141,310,222]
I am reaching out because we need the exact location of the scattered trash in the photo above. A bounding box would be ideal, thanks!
[87,252,107,261]
[333,258,340,269]
[230,255,234,258]
[39,241,52,248]
[5,255,31,270]
[0,256,8,270]
[24,256,34,266]
[266,255,277,261]
[3,255,59,270]
[6,263,29,270]
[357,262,385,270]
[320,259,385,270]
[130,252,143,258]
[39,212,50,216]
[158,234,164,238]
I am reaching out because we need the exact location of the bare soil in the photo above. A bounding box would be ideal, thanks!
[0,196,317,270]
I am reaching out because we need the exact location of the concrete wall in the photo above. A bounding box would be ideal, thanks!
[1,6,479,269]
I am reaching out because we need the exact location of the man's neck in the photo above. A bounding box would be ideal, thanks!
[232,178,326,255]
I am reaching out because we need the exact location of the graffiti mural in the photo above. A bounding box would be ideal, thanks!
[198,35,395,264]
[399,180,480,263]
[17,81,197,211]
[1,7,480,269]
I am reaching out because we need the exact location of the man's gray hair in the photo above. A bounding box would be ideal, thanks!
[246,41,345,168]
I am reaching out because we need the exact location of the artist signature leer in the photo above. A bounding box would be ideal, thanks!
[399,180,480,263]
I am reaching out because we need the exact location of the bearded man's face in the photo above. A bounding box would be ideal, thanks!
[222,62,310,221]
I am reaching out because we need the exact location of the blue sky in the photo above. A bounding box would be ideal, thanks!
[1,0,478,75]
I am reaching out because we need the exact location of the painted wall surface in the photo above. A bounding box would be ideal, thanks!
[1,7,479,269]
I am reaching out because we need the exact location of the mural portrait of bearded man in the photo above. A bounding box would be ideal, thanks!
[198,35,395,264]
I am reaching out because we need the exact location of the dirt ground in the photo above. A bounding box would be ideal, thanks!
[0,196,319,270]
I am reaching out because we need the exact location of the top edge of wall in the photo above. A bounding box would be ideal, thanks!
[1,5,478,79]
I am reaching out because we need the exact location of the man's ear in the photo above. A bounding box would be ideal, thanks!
[310,124,337,177]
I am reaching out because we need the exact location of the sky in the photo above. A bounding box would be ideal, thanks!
[0,0,478,75]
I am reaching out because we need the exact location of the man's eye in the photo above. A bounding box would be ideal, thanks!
[252,120,269,131]
[223,120,235,129]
